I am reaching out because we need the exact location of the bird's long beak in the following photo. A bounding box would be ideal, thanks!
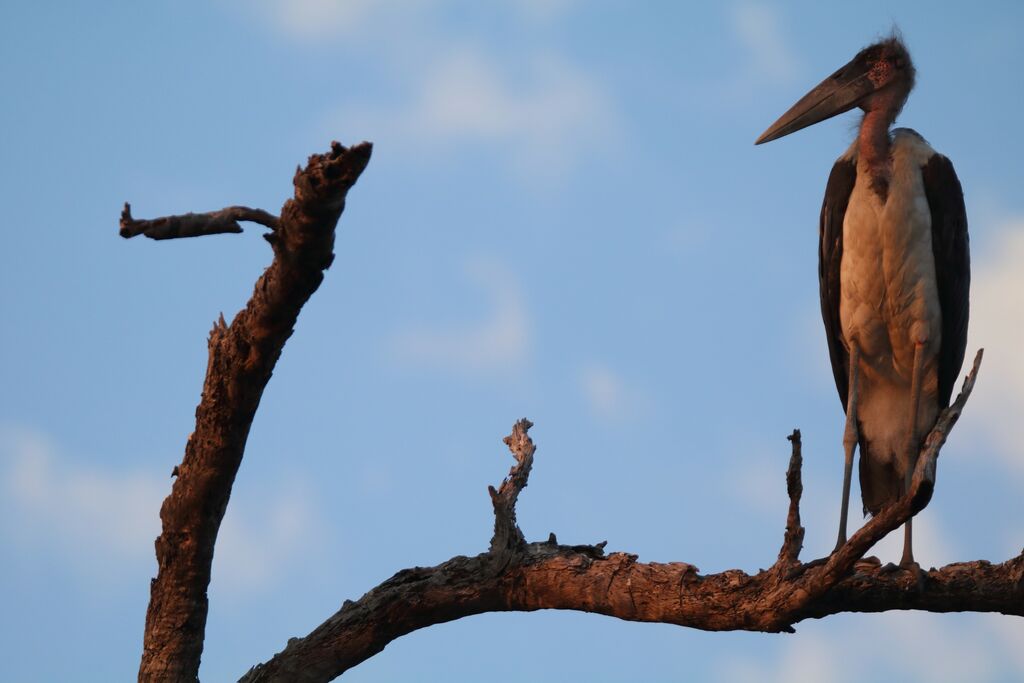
[755,55,876,145]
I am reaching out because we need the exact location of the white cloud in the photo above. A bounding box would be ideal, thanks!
[246,0,406,40]
[988,616,1024,676]
[213,477,322,594]
[731,3,800,85]
[390,257,531,375]
[333,48,617,178]
[244,0,578,41]
[720,612,1008,683]
[710,3,801,106]
[580,363,651,421]
[0,425,320,593]
[720,630,843,683]
[961,222,1024,475]
[514,0,577,23]
[1,426,164,563]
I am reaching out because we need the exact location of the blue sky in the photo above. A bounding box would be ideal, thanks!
[2,1,1023,681]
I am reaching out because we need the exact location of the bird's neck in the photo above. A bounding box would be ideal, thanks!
[858,108,894,201]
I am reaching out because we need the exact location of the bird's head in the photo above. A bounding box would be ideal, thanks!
[755,36,916,145]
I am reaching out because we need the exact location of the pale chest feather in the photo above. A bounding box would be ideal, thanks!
[838,131,943,376]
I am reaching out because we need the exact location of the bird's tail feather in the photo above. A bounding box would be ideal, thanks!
[858,437,901,517]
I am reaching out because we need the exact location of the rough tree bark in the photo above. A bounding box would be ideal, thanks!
[124,141,372,682]
[123,144,1015,683]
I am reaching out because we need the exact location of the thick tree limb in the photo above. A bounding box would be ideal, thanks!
[120,203,280,240]
[241,356,1000,683]
[132,141,372,682]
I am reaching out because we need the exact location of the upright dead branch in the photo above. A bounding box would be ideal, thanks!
[489,418,535,553]
[129,141,371,683]
[778,429,804,564]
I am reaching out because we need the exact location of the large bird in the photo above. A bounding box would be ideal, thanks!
[756,36,970,567]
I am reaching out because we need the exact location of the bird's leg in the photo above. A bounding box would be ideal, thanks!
[834,343,861,552]
[900,341,926,568]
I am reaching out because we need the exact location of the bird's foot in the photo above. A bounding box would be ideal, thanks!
[900,560,925,589]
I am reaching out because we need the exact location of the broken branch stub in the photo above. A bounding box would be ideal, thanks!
[489,418,535,553]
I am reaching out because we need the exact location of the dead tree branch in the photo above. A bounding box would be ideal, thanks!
[241,354,1005,683]
[122,144,1002,683]
[778,429,804,564]
[120,203,280,240]
[129,141,372,682]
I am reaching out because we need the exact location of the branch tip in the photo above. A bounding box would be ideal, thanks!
[778,428,805,564]
[489,418,536,553]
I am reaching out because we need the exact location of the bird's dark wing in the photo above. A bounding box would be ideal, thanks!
[922,153,970,408]
[819,158,857,411]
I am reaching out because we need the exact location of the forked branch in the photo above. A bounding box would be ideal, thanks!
[131,141,372,683]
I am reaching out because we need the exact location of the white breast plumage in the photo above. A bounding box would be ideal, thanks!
[839,130,943,482]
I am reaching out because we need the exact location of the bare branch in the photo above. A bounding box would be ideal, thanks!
[239,545,1024,683]
[120,202,280,240]
[241,378,996,682]
[777,429,804,564]
[135,141,372,683]
[489,418,535,553]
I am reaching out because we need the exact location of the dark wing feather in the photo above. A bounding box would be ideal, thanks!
[819,158,857,411]
[922,153,970,408]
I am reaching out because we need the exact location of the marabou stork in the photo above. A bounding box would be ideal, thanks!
[756,36,970,567]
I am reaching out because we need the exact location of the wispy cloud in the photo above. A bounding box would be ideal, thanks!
[710,2,801,106]
[0,425,320,593]
[245,0,578,40]
[963,221,1024,475]
[514,0,578,24]
[390,257,531,376]
[213,477,322,594]
[334,48,617,178]
[245,0,411,40]
[233,0,616,177]
[719,612,1010,683]
[731,2,800,85]
[579,363,651,421]
[1,426,164,564]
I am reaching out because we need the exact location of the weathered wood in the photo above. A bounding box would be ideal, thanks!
[778,429,804,564]
[130,141,372,682]
[120,203,279,240]
[242,363,999,683]
[122,142,1002,683]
